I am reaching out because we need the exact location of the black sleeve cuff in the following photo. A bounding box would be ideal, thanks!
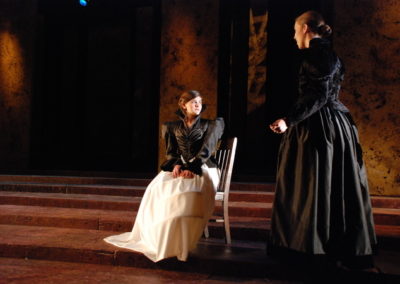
[160,158,183,172]
[186,158,203,176]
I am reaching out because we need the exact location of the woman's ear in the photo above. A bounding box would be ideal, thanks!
[302,24,309,33]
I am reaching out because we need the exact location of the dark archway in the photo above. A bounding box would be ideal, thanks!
[30,0,161,174]
[217,0,333,181]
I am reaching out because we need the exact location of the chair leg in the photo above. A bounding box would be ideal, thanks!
[204,225,210,239]
[223,207,231,244]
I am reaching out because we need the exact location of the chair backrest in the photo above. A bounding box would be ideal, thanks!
[215,137,237,199]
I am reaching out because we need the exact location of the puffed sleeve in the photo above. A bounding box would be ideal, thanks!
[285,54,339,126]
[160,122,183,172]
[186,117,225,175]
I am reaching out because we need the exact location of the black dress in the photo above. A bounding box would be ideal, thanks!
[269,38,377,266]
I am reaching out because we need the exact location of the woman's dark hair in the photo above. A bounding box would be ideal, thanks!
[178,90,202,113]
[296,11,332,38]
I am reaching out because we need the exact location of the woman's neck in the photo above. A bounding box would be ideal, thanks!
[185,115,197,128]
[305,34,320,48]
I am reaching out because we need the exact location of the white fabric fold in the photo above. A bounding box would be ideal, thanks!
[104,165,219,262]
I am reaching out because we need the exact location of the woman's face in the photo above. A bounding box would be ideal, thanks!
[184,96,202,117]
[294,22,307,49]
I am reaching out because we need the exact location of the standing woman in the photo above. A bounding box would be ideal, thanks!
[269,11,377,270]
[105,90,224,262]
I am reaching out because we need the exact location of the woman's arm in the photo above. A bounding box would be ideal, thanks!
[285,55,339,127]
[160,122,183,172]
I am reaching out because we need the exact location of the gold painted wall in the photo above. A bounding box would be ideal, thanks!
[334,0,400,196]
[158,0,219,166]
[0,2,36,169]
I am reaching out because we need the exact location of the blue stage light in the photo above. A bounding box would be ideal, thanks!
[79,0,89,6]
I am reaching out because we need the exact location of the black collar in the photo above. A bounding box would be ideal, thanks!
[309,37,330,48]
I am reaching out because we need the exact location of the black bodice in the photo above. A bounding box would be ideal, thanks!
[286,38,349,126]
[161,114,224,175]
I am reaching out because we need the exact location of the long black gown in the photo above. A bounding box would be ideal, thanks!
[269,38,376,266]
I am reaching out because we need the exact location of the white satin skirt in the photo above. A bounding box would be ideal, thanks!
[104,165,219,262]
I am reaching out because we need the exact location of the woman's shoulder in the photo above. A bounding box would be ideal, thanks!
[302,40,340,77]
[200,118,225,134]
[200,117,224,126]
[163,120,182,126]
[161,120,181,134]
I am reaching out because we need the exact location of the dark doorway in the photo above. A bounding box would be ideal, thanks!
[218,0,272,181]
[31,0,161,174]
[218,0,333,181]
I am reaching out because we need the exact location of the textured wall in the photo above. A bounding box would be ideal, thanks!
[158,0,219,165]
[333,0,400,196]
[0,0,36,170]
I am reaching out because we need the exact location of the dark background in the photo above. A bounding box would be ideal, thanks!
[10,0,332,180]
[1,0,397,195]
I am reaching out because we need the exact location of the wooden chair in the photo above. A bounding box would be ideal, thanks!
[204,137,238,244]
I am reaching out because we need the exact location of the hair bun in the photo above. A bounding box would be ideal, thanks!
[318,24,332,38]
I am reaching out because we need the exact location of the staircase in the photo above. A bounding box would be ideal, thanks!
[0,174,399,280]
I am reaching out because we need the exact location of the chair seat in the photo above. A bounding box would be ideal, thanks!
[215,192,224,201]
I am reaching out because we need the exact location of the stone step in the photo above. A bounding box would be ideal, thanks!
[0,224,399,282]
[371,196,400,209]
[0,175,275,192]
[0,174,152,186]
[0,224,274,277]
[0,191,141,211]
[1,174,124,186]
[0,205,268,241]
[373,208,400,226]
[1,191,399,224]
[0,182,148,197]
[0,191,273,218]
[0,205,136,232]
[2,175,399,208]
[0,182,275,203]
[1,180,399,210]
[0,257,274,284]
[0,204,398,250]
[0,174,398,281]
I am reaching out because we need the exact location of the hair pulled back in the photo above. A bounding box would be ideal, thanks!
[178,90,201,114]
[296,11,332,38]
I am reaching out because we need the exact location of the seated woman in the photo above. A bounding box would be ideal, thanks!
[104,90,224,262]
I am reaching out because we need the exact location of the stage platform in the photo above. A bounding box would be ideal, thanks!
[0,174,399,283]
